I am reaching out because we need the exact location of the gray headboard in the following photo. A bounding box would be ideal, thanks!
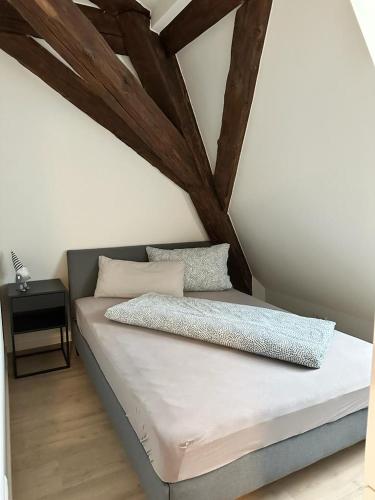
[67,241,210,317]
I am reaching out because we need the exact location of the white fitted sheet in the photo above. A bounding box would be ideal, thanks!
[76,290,371,483]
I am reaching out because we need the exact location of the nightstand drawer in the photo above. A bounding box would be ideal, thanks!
[12,292,65,313]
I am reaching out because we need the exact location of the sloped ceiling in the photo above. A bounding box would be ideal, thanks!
[177,0,375,334]
[232,0,375,320]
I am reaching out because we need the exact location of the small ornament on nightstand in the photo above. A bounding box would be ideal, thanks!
[11,251,31,292]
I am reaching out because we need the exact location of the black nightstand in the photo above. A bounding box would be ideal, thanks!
[7,279,70,378]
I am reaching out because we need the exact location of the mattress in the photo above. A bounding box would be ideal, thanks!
[75,290,371,483]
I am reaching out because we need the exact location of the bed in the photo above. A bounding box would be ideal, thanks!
[67,242,371,500]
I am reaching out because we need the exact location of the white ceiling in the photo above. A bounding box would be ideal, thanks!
[141,0,176,23]
[140,0,187,29]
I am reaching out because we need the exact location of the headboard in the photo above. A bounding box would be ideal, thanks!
[67,241,210,318]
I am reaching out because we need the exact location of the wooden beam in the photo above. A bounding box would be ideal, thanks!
[118,10,214,189]
[190,188,252,294]
[91,1,149,16]
[214,0,273,210]
[77,4,127,55]
[119,10,252,293]
[2,0,254,293]
[119,12,180,127]
[0,32,184,189]
[8,0,198,189]
[0,1,127,55]
[160,0,244,56]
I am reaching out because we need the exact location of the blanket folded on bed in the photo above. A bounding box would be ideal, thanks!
[105,293,336,368]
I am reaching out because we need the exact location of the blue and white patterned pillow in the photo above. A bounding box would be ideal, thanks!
[146,244,232,292]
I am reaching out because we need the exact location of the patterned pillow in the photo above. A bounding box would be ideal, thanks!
[146,244,232,292]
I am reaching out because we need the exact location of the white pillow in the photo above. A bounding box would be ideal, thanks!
[94,256,185,298]
[146,244,232,292]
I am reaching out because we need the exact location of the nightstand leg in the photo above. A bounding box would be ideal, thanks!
[11,333,18,378]
[65,326,70,366]
[60,327,70,367]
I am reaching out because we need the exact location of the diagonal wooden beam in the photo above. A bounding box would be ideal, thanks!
[214,0,273,211]
[2,0,254,293]
[92,0,149,16]
[8,0,198,189]
[160,0,244,56]
[76,4,127,55]
[119,12,180,128]
[0,0,127,55]
[190,188,252,293]
[117,9,252,293]
[0,32,184,189]
[118,10,214,189]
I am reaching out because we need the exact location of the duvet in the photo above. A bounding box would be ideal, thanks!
[105,293,335,368]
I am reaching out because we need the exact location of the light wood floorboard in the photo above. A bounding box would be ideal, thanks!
[9,352,365,500]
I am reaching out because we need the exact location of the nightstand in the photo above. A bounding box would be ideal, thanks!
[7,279,70,378]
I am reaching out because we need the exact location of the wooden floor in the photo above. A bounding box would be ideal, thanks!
[9,351,366,500]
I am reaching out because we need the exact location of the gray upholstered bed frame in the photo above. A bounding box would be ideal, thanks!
[67,243,367,500]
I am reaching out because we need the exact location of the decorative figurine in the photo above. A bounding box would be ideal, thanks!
[11,251,31,292]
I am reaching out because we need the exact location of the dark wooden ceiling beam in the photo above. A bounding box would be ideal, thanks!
[118,10,213,189]
[118,9,252,293]
[0,0,127,55]
[77,4,126,54]
[91,0,150,16]
[1,0,256,294]
[190,188,252,293]
[8,0,198,189]
[160,0,244,56]
[118,12,180,128]
[214,0,273,211]
[0,32,184,189]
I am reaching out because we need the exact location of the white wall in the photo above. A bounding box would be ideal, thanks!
[178,10,236,168]
[365,324,375,491]
[178,0,375,341]
[2,0,374,352]
[0,310,10,500]
[146,0,183,27]
[0,48,206,349]
[0,21,267,351]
